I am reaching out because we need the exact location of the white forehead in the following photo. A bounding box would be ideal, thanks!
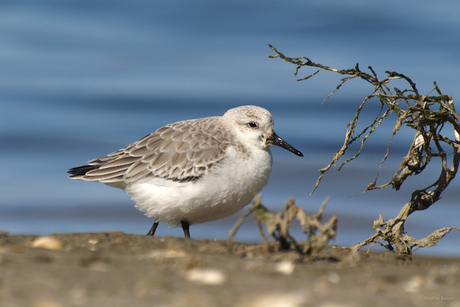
[223,105,274,126]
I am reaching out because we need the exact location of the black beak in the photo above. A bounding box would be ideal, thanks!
[266,132,303,157]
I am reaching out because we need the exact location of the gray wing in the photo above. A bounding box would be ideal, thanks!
[70,117,232,183]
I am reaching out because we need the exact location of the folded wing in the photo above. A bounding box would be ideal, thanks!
[68,117,231,183]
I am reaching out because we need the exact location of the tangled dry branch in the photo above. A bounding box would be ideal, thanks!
[268,45,460,257]
[228,195,337,260]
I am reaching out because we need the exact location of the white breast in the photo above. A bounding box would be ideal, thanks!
[125,146,273,227]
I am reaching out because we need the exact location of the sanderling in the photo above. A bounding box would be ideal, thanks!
[68,105,303,238]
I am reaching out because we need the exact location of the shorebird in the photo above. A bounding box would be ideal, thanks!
[68,105,303,238]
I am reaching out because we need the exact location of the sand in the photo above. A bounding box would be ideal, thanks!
[0,231,459,307]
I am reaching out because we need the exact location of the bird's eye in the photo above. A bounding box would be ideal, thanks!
[247,122,258,128]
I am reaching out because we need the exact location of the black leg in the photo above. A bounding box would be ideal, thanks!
[146,221,159,236]
[181,220,190,238]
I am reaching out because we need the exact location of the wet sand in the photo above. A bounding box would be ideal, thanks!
[0,231,458,307]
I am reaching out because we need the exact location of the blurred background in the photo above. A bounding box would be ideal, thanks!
[1,0,459,256]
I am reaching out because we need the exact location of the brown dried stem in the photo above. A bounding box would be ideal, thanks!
[228,195,337,259]
[268,45,460,257]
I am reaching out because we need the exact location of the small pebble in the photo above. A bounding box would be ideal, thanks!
[275,260,295,275]
[31,236,64,250]
[242,292,307,307]
[403,275,425,293]
[148,250,186,259]
[328,272,340,284]
[186,268,226,285]
[88,239,99,245]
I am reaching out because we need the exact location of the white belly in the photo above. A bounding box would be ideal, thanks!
[124,147,273,226]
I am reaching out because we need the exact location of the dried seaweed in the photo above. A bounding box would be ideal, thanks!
[268,45,460,258]
[228,195,337,260]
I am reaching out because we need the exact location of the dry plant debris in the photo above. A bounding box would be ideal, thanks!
[268,45,460,258]
[228,195,337,260]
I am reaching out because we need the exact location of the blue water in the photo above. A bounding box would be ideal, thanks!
[1,0,459,257]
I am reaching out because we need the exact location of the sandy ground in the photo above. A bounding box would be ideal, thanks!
[0,231,459,307]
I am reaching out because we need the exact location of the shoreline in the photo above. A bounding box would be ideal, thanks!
[1,232,458,306]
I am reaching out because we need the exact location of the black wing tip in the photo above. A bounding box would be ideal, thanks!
[68,165,96,178]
